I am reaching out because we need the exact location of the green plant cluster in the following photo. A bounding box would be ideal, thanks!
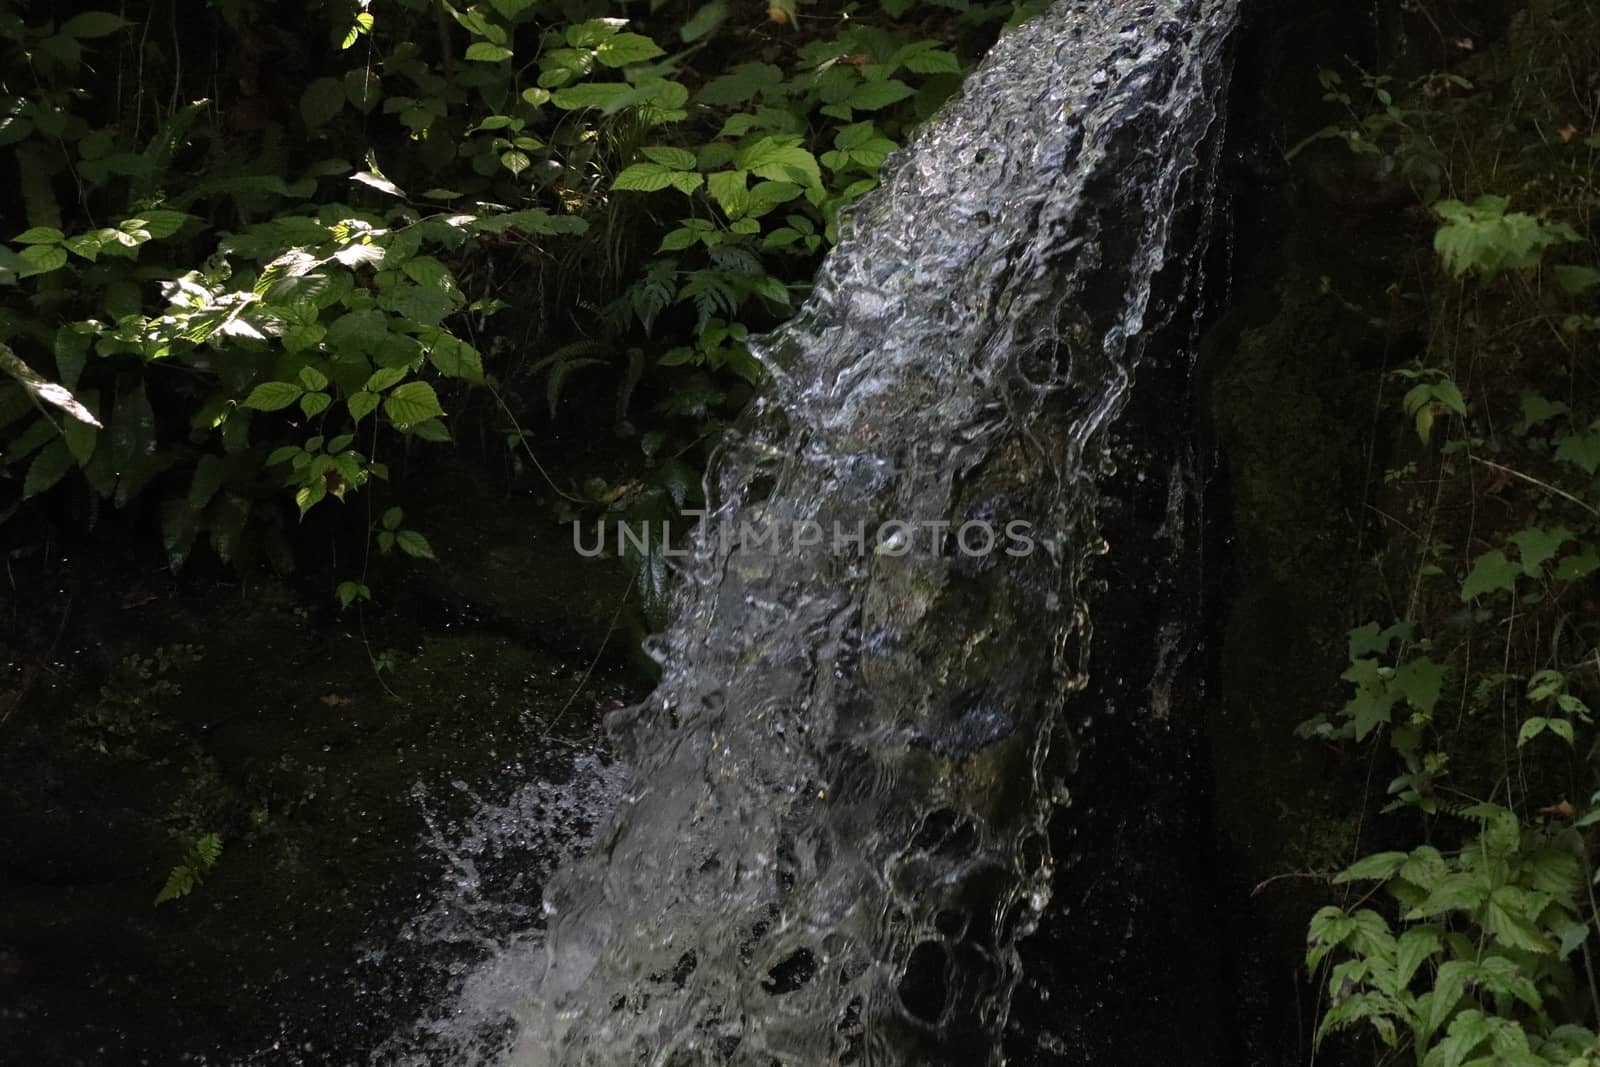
[1289,3,1600,1063]
[0,0,1014,597]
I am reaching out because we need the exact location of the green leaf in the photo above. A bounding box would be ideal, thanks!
[1517,717,1549,746]
[301,77,346,128]
[846,79,916,111]
[60,11,130,38]
[1554,264,1600,294]
[395,529,436,560]
[736,138,821,189]
[1394,927,1441,989]
[1555,548,1600,581]
[466,42,514,62]
[300,392,331,417]
[706,169,750,217]
[1480,887,1556,953]
[1555,429,1600,473]
[348,391,379,422]
[383,381,445,427]
[14,227,64,245]
[62,390,99,465]
[121,210,190,240]
[1509,526,1572,576]
[680,2,728,41]
[1334,851,1408,883]
[24,439,73,497]
[1460,550,1519,600]
[640,146,697,170]
[1392,657,1443,717]
[613,163,684,192]
[366,366,407,392]
[894,41,961,74]
[298,366,330,391]
[18,245,68,277]
[595,33,664,68]
[242,382,304,411]
[407,417,452,443]
[552,83,633,111]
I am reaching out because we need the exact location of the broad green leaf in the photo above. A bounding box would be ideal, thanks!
[640,146,697,170]
[894,41,961,74]
[1393,927,1440,989]
[242,381,304,411]
[366,366,407,392]
[1509,526,1572,575]
[1555,429,1600,473]
[14,227,63,244]
[421,331,484,382]
[552,83,632,110]
[300,392,331,417]
[395,529,436,559]
[565,17,625,47]
[1334,851,1408,883]
[595,33,664,68]
[614,163,683,192]
[24,439,73,497]
[348,391,379,422]
[61,11,130,37]
[1392,657,1443,717]
[1555,548,1600,581]
[407,417,452,443]
[1479,887,1556,953]
[846,79,916,111]
[62,389,99,465]
[1554,265,1600,294]
[736,138,821,188]
[680,1,728,41]
[301,77,346,128]
[466,42,514,62]
[706,169,749,216]
[383,381,445,426]
[1517,717,1549,746]
[1459,550,1518,600]
[121,210,189,239]
[18,245,67,277]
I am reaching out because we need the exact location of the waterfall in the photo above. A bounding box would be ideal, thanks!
[395,1,1239,1062]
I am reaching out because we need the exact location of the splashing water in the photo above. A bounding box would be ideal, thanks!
[409,1,1238,1062]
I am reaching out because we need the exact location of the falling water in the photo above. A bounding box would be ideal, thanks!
[403,1,1239,1062]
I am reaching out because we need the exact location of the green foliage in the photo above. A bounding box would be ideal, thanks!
[1434,197,1578,279]
[0,0,996,594]
[1294,4,1600,1059]
[155,832,224,905]
[70,645,204,757]
[1307,806,1596,1065]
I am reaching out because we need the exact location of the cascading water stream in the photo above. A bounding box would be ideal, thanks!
[398,1,1239,1063]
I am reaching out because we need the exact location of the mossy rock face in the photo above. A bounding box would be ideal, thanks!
[1197,1,1422,1060]
[0,509,648,1063]
[1214,274,1354,592]
[403,458,658,671]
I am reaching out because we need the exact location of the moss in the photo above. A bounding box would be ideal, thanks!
[0,533,648,1062]
[1214,273,1354,591]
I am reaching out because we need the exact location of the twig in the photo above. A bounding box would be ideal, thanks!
[1469,455,1600,519]
[539,572,637,743]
